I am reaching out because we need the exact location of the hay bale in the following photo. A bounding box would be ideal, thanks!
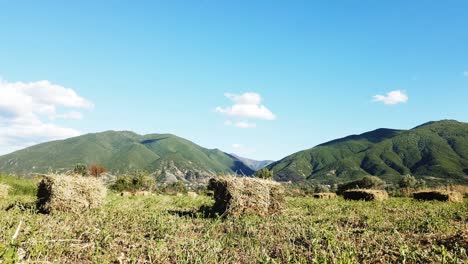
[187,191,198,198]
[121,191,132,197]
[413,191,463,202]
[36,175,106,214]
[0,183,9,198]
[343,189,388,201]
[208,176,285,217]
[134,191,151,196]
[313,192,337,199]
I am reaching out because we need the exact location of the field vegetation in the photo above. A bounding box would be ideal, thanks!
[0,175,466,263]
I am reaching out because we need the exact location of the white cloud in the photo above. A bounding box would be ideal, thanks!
[232,143,242,148]
[216,92,276,120]
[373,90,408,105]
[463,71,468,77]
[0,78,92,154]
[51,111,84,120]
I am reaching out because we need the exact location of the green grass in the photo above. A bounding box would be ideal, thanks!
[0,177,467,263]
[0,175,37,196]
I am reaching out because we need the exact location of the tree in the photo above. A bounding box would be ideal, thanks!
[73,164,88,176]
[255,168,274,180]
[314,184,330,193]
[88,164,107,177]
[398,175,426,189]
[111,170,156,192]
[398,175,417,188]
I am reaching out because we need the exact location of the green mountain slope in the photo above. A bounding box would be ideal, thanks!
[268,120,468,185]
[0,131,254,182]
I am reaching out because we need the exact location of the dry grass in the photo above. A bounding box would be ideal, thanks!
[438,185,468,198]
[313,193,337,199]
[120,191,152,197]
[120,191,132,197]
[0,183,9,198]
[134,191,152,196]
[208,176,285,217]
[413,191,463,203]
[187,191,198,198]
[36,174,107,214]
[343,189,388,201]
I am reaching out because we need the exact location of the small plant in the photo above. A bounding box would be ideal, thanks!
[73,163,88,176]
[398,175,426,189]
[255,168,274,180]
[111,170,156,192]
[88,164,107,177]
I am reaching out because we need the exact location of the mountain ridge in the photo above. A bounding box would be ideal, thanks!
[0,131,255,183]
[268,120,468,185]
[228,153,274,171]
[1,120,468,186]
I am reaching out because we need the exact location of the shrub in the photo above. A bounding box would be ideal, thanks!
[313,184,330,193]
[73,164,88,176]
[287,181,330,196]
[255,168,273,180]
[111,170,156,192]
[337,176,385,194]
[398,175,426,189]
[88,164,107,177]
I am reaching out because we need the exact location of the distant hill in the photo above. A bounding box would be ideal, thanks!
[268,120,468,185]
[0,131,254,183]
[228,154,274,171]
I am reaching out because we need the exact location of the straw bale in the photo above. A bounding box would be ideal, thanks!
[36,175,106,213]
[343,189,388,201]
[208,176,285,217]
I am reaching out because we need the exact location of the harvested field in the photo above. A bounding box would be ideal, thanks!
[36,174,107,214]
[343,189,388,201]
[208,176,285,217]
[313,193,337,199]
[413,191,463,202]
[1,175,467,263]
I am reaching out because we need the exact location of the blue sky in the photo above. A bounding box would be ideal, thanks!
[0,0,467,160]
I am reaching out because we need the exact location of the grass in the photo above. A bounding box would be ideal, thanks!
[0,176,467,263]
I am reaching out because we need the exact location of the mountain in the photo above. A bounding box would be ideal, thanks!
[268,120,468,185]
[228,154,274,171]
[0,131,255,183]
